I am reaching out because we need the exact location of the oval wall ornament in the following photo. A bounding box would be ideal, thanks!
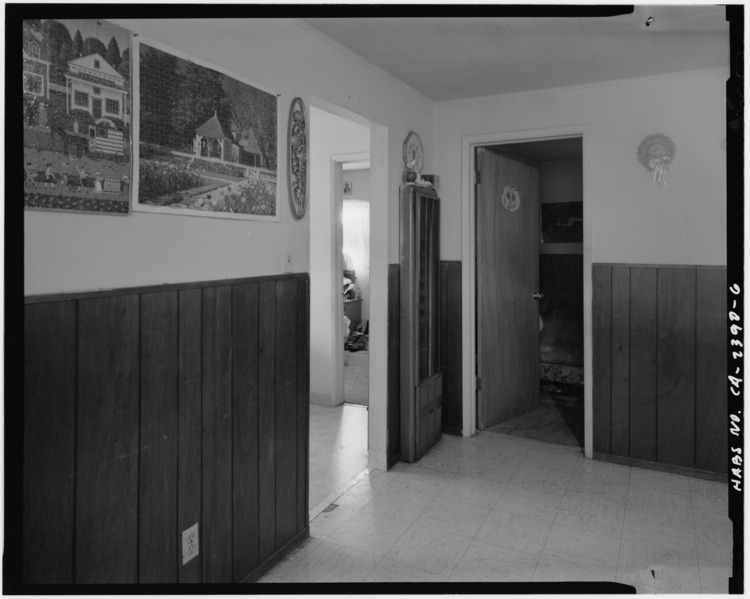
[501,185,520,212]
[637,133,676,189]
[288,97,308,219]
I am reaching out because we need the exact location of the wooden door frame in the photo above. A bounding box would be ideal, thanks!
[461,126,593,458]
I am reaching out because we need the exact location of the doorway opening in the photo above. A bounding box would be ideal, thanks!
[342,164,371,408]
[474,136,584,450]
[308,105,376,518]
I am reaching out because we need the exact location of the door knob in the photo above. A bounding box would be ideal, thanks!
[533,291,544,301]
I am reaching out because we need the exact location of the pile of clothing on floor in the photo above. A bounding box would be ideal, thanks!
[345,320,368,352]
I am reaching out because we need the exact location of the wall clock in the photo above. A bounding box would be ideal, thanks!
[403,131,424,178]
[288,97,308,219]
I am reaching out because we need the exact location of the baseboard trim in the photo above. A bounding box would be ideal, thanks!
[442,426,462,436]
[239,527,309,583]
[593,452,728,482]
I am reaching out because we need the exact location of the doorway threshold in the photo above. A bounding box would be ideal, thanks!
[309,467,371,520]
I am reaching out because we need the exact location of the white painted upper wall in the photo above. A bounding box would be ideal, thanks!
[434,68,728,266]
[24,18,434,295]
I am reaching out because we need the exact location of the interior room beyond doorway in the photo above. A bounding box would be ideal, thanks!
[478,136,584,449]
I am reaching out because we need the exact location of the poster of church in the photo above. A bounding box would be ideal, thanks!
[133,38,279,220]
[23,19,132,214]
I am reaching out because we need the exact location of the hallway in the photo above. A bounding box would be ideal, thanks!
[260,431,731,592]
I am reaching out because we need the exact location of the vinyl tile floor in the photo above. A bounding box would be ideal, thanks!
[308,403,369,515]
[261,430,733,592]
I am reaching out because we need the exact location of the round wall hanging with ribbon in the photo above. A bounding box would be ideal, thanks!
[501,185,520,212]
[637,133,676,189]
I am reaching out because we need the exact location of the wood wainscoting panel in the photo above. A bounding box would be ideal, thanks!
[23,301,77,584]
[695,269,728,474]
[592,266,612,454]
[21,274,310,587]
[177,288,203,583]
[656,268,696,468]
[628,268,658,462]
[201,285,234,583]
[592,264,725,476]
[388,264,401,466]
[232,282,261,578]
[75,295,140,583]
[439,261,463,436]
[139,291,179,583]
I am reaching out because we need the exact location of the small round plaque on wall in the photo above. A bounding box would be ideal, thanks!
[501,185,520,212]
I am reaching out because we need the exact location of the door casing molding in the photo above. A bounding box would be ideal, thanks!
[461,125,592,458]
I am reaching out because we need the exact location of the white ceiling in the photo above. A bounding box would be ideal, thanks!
[300,7,730,101]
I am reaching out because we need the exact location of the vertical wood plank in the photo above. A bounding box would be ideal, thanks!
[388,264,401,463]
[258,281,277,560]
[629,268,658,461]
[592,266,612,454]
[178,288,202,583]
[439,262,463,435]
[657,268,697,467]
[23,301,76,584]
[297,276,310,532]
[201,285,233,583]
[610,267,631,457]
[76,295,140,583]
[696,268,728,474]
[275,278,299,549]
[139,292,179,583]
[232,283,260,579]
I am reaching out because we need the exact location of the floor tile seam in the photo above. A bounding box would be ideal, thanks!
[533,554,616,582]
[622,504,697,529]
[322,531,396,568]
[618,534,701,562]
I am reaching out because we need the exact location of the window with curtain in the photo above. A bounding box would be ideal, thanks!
[342,199,370,276]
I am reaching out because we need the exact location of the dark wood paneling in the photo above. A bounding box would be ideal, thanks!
[656,268,696,468]
[177,289,203,583]
[610,267,630,457]
[628,268,658,461]
[22,274,310,586]
[201,285,233,583]
[139,291,179,583]
[23,301,76,584]
[593,264,725,476]
[275,278,299,549]
[696,269,727,474]
[257,281,277,560]
[75,295,140,583]
[296,276,310,532]
[439,261,463,435]
[592,265,612,454]
[387,264,401,465]
[232,283,260,578]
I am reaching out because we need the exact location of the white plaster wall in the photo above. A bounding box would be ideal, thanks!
[434,68,728,266]
[24,18,433,295]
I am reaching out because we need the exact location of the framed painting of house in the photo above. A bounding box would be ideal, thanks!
[23,19,132,214]
[132,37,280,221]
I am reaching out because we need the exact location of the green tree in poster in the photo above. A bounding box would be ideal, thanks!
[223,78,277,169]
[82,37,107,59]
[139,45,181,145]
[73,29,83,58]
[117,48,130,80]
[106,36,121,69]
[42,19,74,84]
[171,62,231,149]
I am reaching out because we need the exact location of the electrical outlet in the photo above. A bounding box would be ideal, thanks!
[182,523,199,565]
[283,246,294,273]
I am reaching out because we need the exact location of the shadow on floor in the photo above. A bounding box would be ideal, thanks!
[485,383,583,448]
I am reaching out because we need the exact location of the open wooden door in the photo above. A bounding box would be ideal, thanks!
[400,185,442,462]
[476,146,540,430]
